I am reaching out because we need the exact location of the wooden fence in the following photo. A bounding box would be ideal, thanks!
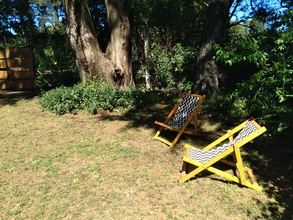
[0,47,35,90]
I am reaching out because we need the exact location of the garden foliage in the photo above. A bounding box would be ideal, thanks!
[211,9,292,140]
[39,80,176,115]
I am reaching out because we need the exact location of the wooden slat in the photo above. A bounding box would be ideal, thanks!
[0,70,8,79]
[0,79,10,89]
[0,60,7,68]
[0,47,35,90]
[7,59,33,68]
[9,70,34,79]
[5,47,33,58]
[10,80,35,90]
[0,49,5,59]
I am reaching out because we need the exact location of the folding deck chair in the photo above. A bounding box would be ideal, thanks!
[153,93,205,148]
[179,119,267,191]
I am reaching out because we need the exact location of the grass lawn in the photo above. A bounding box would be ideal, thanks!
[0,91,292,219]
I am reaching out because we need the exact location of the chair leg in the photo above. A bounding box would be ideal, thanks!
[179,163,207,183]
[234,147,246,185]
[170,134,181,148]
[232,152,237,164]
[245,168,257,185]
[193,114,198,134]
[153,125,164,138]
[170,122,193,147]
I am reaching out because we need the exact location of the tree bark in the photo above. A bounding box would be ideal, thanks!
[105,0,134,88]
[192,0,233,98]
[62,0,133,88]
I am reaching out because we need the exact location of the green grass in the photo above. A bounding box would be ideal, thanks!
[0,93,291,219]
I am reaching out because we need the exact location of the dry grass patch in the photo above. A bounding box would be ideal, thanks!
[0,94,288,219]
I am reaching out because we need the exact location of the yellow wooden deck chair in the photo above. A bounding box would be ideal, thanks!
[153,93,205,148]
[179,119,267,191]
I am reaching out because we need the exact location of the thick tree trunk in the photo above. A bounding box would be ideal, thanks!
[63,0,115,83]
[63,0,133,88]
[105,0,134,88]
[192,0,233,98]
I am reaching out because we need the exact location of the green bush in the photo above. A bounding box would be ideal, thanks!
[201,91,250,124]
[135,43,196,90]
[212,9,293,142]
[39,80,176,115]
[39,85,84,115]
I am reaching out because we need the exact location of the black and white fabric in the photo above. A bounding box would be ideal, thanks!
[188,121,258,163]
[167,95,200,129]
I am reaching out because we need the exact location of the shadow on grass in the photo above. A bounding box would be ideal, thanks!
[245,139,293,220]
[96,102,219,150]
[98,104,292,219]
[0,90,37,107]
[1,91,291,219]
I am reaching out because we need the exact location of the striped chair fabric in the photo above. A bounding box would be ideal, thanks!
[188,121,258,163]
[167,95,200,129]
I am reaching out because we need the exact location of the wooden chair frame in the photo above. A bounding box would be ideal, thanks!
[179,119,267,191]
[153,93,205,148]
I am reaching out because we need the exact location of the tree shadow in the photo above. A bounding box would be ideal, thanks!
[245,139,293,219]
[3,90,291,219]
[97,104,292,219]
[96,101,218,148]
[0,90,37,107]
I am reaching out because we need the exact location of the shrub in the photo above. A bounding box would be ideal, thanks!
[39,80,176,115]
[212,9,293,142]
[39,85,84,115]
[135,43,196,90]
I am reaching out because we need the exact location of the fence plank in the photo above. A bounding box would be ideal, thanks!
[0,70,8,78]
[0,80,9,89]
[0,47,35,90]
[9,70,34,79]
[0,50,5,59]
[7,59,34,68]
[10,80,35,90]
[5,48,33,58]
[0,60,7,68]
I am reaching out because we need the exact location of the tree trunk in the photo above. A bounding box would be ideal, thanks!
[139,28,151,90]
[143,35,151,90]
[62,0,133,88]
[192,0,233,98]
[53,5,60,28]
[105,0,134,88]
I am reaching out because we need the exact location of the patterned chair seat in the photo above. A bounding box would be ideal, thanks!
[188,121,258,163]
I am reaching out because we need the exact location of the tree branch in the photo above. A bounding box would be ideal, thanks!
[229,0,241,21]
